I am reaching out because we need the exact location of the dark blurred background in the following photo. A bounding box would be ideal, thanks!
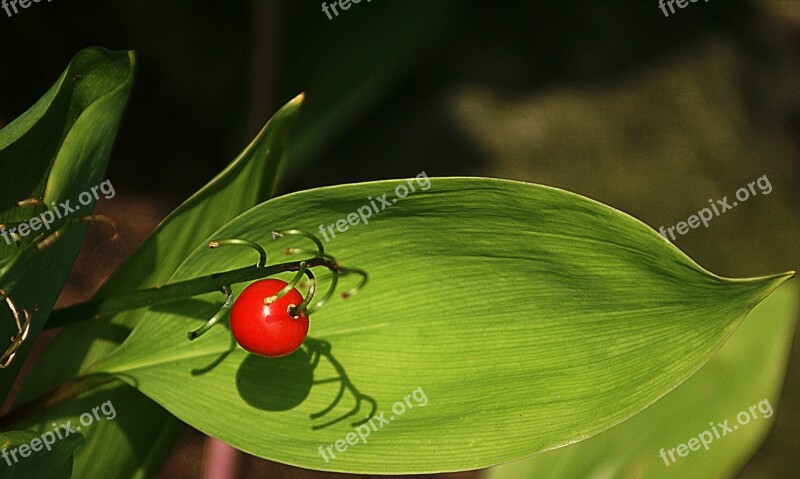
[1,1,799,477]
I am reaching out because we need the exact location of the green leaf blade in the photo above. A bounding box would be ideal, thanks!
[0,47,135,398]
[89,177,793,473]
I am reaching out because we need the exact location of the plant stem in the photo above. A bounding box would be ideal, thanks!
[0,373,117,430]
[2,255,340,428]
[46,256,332,329]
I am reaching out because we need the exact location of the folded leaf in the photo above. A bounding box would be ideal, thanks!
[0,47,134,398]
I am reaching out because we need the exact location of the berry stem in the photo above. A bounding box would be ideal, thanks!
[187,285,233,340]
[272,229,325,257]
[292,268,317,316]
[306,270,338,314]
[208,239,267,268]
[265,261,309,304]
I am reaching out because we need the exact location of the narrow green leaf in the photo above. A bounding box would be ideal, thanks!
[14,94,304,478]
[488,283,799,479]
[89,177,793,473]
[0,47,134,398]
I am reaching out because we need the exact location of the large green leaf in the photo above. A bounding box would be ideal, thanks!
[0,429,83,479]
[80,177,792,473]
[0,47,134,398]
[487,282,799,479]
[15,95,304,478]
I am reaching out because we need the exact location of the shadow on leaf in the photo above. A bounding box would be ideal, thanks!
[232,337,377,427]
[235,347,314,411]
[191,335,237,376]
[305,337,377,430]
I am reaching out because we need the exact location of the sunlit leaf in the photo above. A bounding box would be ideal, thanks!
[85,177,792,473]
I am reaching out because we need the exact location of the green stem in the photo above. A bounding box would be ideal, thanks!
[208,239,267,268]
[46,256,332,330]
[292,268,316,316]
[307,269,338,314]
[265,261,309,304]
[187,285,233,341]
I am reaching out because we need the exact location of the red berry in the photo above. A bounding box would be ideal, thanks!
[230,278,309,357]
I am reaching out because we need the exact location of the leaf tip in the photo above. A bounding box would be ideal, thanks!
[289,92,305,106]
[748,270,797,305]
[774,270,796,284]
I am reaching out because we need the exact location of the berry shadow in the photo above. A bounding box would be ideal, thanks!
[235,346,314,412]
[234,338,377,429]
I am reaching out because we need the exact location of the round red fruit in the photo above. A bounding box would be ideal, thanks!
[230,278,309,357]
